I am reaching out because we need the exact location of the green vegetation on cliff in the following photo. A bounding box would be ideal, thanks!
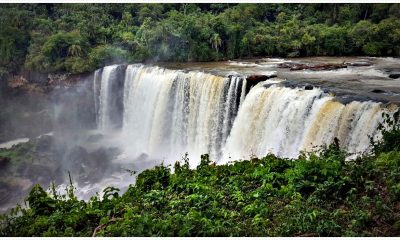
[0,113,399,237]
[1,3,400,78]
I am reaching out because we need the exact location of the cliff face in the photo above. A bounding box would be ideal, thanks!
[0,70,92,143]
[6,70,92,95]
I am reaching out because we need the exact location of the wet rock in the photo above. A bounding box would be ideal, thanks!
[0,177,36,207]
[8,76,29,88]
[20,163,60,182]
[7,75,49,94]
[305,85,314,90]
[0,156,10,168]
[89,147,116,168]
[80,147,120,183]
[64,146,89,173]
[226,71,239,79]
[346,61,372,67]
[35,135,53,151]
[246,74,277,94]
[48,72,93,88]
[0,182,13,205]
[269,73,278,78]
[64,145,120,184]
[20,70,48,84]
[389,73,400,79]
[246,74,276,82]
[278,62,309,71]
[371,89,386,93]
[280,62,347,71]
[308,63,347,71]
[278,62,295,68]
[47,73,70,86]
[291,64,309,71]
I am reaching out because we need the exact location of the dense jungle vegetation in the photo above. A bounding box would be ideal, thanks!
[1,3,400,79]
[0,112,399,237]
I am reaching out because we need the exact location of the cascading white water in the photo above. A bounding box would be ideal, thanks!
[94,64,395,165]
[93,69,102,127]
[97,65,119,130]
[221,84,389,163]
[222,76,243,143]
[121,65,246,165]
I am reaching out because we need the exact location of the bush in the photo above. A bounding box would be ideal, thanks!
[88,45,130,69]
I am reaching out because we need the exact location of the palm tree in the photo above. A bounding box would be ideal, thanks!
[0,37,13,63]
[209,33,222,54]
[68,44,82,57]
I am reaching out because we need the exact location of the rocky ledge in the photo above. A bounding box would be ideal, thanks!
[7,70,92,95]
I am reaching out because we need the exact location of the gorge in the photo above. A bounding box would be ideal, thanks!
[0,57,399,212]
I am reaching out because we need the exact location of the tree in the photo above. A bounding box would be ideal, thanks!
[209,33,222,54]
[301,32,316,56]
[1,3,400,76]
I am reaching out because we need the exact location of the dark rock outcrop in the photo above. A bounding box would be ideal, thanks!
[245,74,277,94]
[308,63,347,71]
[0,156,10,168]
[389,73,400,79]
[35,135,53,152]
[278,62,295,68]
[20,70,48,84]
[305,85,314,90]
[63,145,120,184]
[291,64,309,71]
[345,61,372,67]
[371,89,386,94]
[246,74,276,82]
[278,62,347,71]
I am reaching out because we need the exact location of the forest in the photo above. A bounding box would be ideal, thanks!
[1,3,400,79]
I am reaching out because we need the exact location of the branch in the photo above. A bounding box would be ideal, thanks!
[92,217,123,237]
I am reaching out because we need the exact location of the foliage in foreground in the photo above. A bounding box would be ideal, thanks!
[0,114,399,237]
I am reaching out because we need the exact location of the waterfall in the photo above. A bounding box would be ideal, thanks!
[98,65,119,130]
[93,68,102,127]
[222,76,243,143]
[221,84,387,162]
[121,65,245,165]
[93,64,395,165]
[96,65,125,130]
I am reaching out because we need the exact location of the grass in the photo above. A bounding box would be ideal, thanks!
[0,151,18,160]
